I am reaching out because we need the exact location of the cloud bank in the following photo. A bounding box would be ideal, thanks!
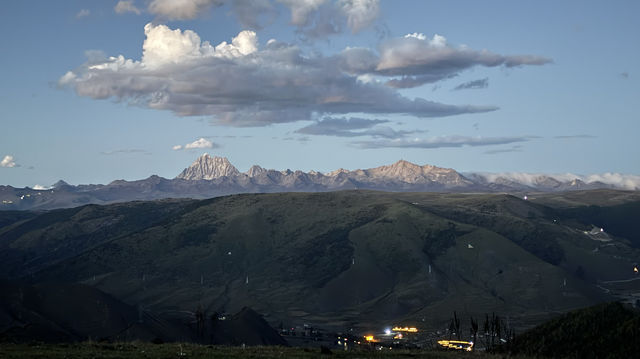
[475,172,640,191]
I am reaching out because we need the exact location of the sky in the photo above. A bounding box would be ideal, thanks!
[1,0,639,188]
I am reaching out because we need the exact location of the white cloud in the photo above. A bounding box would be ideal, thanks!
[115,0,142,15]
[141,23,257,69]
[76,9,90,18]
[148,0,222,20]
[60,24,496,127]
[185,138,215,149]
[1,155,17,168]
[337,0,380,33]
[33,185,52,190]
[174,138,217,150]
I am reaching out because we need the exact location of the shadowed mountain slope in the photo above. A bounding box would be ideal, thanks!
[1,190,639,335]
[502,302,640,358]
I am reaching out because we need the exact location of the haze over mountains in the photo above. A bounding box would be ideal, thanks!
[1,153,638,211]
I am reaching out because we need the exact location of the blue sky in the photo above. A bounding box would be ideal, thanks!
[1,0,638,187]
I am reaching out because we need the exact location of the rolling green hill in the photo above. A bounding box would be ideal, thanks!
[1,190,639,340]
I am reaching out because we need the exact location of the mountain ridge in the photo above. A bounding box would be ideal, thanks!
[0,153,637,211]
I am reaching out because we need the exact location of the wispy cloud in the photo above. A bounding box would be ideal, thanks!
[173,138,218,150]
[354,135,533,149]
[76,9,90,18]
[453,78,489,91]
[115,0,142,15]
[296,117,423,139]
[484,145,523,155]
[620,72,629,79]
[553,134,596,139]
[1,155,18,168]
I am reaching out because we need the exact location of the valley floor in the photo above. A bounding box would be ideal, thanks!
[0,342,524,359]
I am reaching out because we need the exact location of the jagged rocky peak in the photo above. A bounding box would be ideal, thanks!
[366,159,469,184]
[176,153,240,180]
[327,168,350,176]
[246,165,267,177]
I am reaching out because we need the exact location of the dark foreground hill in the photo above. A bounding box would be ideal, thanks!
[500,302,640,358]
[1,189,639,343]
[0,280,284,345]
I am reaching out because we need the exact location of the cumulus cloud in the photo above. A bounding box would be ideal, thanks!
[354,135,533,149]
[1,155,17,168]
[174,138,218,150]
[453,78,489,91]
[60,23,495,127]
[76,9,90,18]
[115,0,142,15]
[295,116,422,139]
[32,185,52,190]
[339,33,551,88]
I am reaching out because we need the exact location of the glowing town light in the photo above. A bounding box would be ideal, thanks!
[437,340,474,351]
[364,335,374,342]
[384,328,392,335]
[392,326,418,333]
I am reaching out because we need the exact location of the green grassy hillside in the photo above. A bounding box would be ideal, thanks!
[1,190,639,338]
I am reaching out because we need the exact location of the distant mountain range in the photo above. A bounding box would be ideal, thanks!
[1,153,637,210]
